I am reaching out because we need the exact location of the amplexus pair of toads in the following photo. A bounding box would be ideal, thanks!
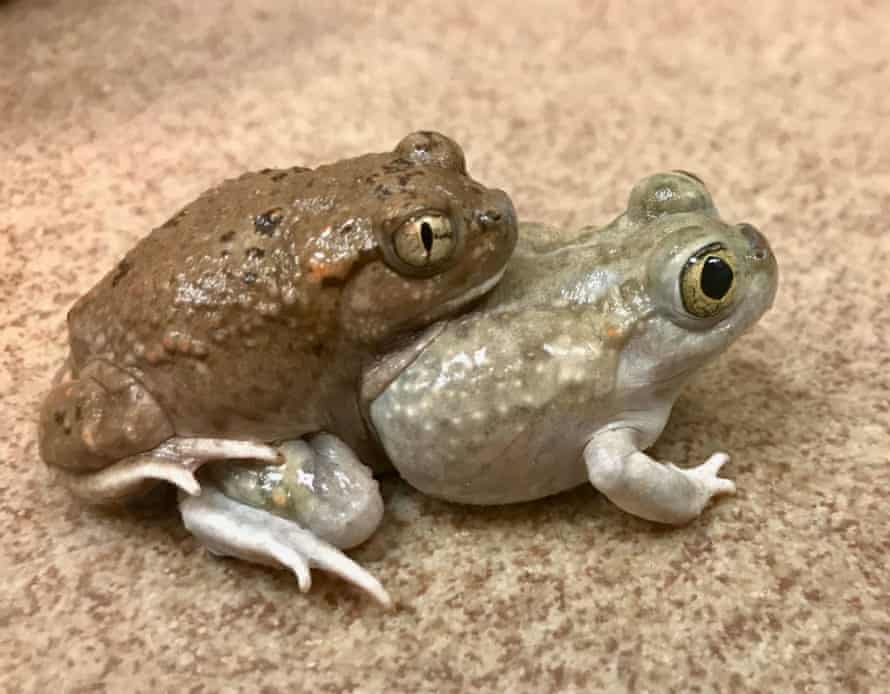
[38,132,778,606]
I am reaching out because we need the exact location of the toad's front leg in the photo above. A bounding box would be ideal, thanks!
[180,434,390,607]
[584,428,736,525]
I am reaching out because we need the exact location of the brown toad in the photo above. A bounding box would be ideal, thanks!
[38,132,517,604]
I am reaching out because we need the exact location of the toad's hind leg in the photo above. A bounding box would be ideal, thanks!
[38,359,175,474]
[64,437,282,504]
[180,434,390,606]
[39,358,281,503]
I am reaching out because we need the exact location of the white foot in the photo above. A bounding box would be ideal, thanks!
[585,429,737,525]
[671,452,736,500]
[64,437,282,503]
[179,486,392,608]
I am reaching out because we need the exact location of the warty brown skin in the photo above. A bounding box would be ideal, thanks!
[40,131,517,474]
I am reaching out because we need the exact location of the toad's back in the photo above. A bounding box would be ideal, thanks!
[68,163,369,441]
[65,132,519,446]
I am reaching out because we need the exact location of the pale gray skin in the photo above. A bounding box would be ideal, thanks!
[199,172,778,607]
[371,172,778,508]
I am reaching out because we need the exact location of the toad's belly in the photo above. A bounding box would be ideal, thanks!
[370,384,678,505]
[369,306,624,505]
[371,401,606,504]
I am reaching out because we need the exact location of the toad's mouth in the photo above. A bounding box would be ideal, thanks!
[421,266,506,326]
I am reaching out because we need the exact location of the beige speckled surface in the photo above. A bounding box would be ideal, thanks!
[2,1,889,692]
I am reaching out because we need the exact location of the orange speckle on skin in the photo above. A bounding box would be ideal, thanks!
[271,488,287,507]
[307,256,354,282]
[162,332,178,353]
[145,347,164,364]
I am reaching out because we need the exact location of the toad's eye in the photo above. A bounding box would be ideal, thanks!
[393,214,456,268]
[680,244,737,318]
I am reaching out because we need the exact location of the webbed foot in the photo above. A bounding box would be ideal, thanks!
[180,486,391,607]
[669,452,736,501]
[585,429,736,525]
[181,433,389,605]
[61,438,281,504]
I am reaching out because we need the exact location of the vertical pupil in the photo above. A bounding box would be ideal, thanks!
[420,221,434,252]
[701,256,733,299]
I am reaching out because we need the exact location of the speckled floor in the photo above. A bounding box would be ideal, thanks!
[2,1,889,692]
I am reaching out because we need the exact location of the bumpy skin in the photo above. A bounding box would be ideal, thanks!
[184,172,778,605]
[370,172,779,506]
[38,132,517,478]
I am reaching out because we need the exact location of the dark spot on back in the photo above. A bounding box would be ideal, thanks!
[254,208,284,237]
[382,160,412,174]
[111,259,131,287]
[398,175,409,186]
[53,410,71,435]
[246,247,265,260]
[270,171,288,182]
[74,404,82,421]
[220,230,236,242]
[259,168,273,174]
[209,415,229,433]
[320,275,347,288]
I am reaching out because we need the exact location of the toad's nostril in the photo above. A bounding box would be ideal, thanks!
[480,209,502,224]
[738,223,770,260]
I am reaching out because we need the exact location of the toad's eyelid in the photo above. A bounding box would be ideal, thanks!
[384,208,453,236]
[687,241,727,263]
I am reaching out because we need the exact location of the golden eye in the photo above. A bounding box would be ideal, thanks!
[680,244,737,318]
[393,214,456,268]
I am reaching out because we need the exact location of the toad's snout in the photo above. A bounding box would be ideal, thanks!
[738,222,779,311]
[478,189,518,235]
[739,223,773,263]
